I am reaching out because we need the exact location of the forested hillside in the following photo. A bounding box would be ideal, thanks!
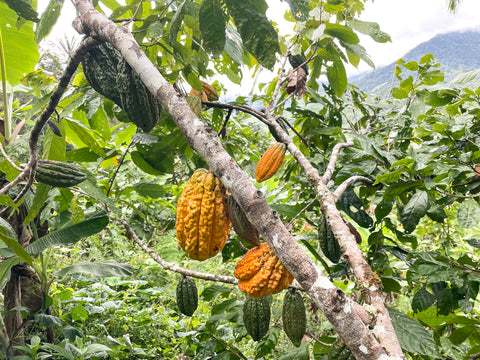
[353,30,480,93]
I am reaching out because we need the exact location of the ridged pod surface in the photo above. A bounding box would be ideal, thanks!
[318,210,341,263]
[227,196,260,246]
[282,288,306,347]
[255,142,286,182]
[234,243,294,298]
[176,276,198,316]
[35,161,87,188]
[117,59,162,132]
[176,169,231,261]
[201,81,219,101]
[243,296,271,341]
[81,43,123,107]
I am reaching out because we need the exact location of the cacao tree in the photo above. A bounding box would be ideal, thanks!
[1,0,480,359]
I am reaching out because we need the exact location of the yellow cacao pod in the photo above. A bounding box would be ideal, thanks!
[189,88,208,102]
[201,81,219,101]
[255,142,286,182]
[234,243,294,298]
[176,169,231,261]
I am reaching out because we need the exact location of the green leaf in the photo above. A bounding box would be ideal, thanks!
[326,59,347,97]
[77,180,120,216]
[40,344,75,360]
[412,286,436,313]
[388,308,441,357]
[450,68,480,84]
[65,119,106,157]
[57,260,133,278]
[131,183,165,198]
[4,0,39,22]
[35,0,64,43]
[34,314,63,327]
[449,326,477,346]
[0,232,34,266]
[341,42,375,69]
[278,342,309,360]
[0,256,21,291]
[466,238,480,248]
[25,214,109,255]
[400,190,429,233]
[42,120,66,161]
[324,23,359,44]
[199,0,225,57]
[169,0,187,45]
[225,0,280,69]
[24,183,51,225]
[457,199,480,228]
[349,19,391,43]
[0,2,40,86]
[270,203,303,218]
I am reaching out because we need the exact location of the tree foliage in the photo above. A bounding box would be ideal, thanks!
[1,0,480,359]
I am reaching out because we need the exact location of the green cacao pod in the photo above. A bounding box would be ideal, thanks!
[117,59,162,132]
[282,288,306,347]
[81,43,123,107]
[176,276,198,316]
[243,296,270,341]
[35,161,87,188]
[318,210,341,263]
[227,196,260,246]
[328,338,354,360]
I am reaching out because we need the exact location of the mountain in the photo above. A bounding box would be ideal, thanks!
[352,30,480,94]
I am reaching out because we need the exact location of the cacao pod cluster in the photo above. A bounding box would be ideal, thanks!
[81,43,162,132]
[175,169,231,261]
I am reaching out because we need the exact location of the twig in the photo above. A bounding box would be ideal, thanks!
[267,46,293,112]
[434,186,480,199]
[286,195,318,228]
[273,92,294,111]
[107,142,134,197]
[0,142,22,172]
[124,0,143,26]
[305,329,332,347]
[333,176,374,200]
[0,37,100,208]
[320,141,354,185]
[203,101,267,124]
[118,218,238,285]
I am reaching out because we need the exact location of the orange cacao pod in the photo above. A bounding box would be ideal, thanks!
[201,81,219,101]
[234,243,294,298]
[189,88,208,102]
[176,169,231,261]
[255,142,286,182]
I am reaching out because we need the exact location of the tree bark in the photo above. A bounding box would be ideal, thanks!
[71,1,406,358]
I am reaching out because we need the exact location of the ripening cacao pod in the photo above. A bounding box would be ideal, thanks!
[243,296,270,341]
[227,196,260,246]
[234,242,294,298]
[318,210,341,263]
[282,288,306,347]
[35,161,87,188]
[117,59,162,132]
[176,169,231,261]
[201,81,219,101]
[255,142,286,182]
[81,43,123,107]
[328,338,354,360]
[189,88,208,102]
[176,276,198,316]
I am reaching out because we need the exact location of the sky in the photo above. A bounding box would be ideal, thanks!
[39,0,480,88]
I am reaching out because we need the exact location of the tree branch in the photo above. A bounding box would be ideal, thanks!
[71,2,402,358]
[333,176,374,200]
[118,218,238,284]
[321,141,354,186]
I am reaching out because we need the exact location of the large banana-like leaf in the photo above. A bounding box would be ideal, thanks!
[25,213,109,255]
[57,260,132,278]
